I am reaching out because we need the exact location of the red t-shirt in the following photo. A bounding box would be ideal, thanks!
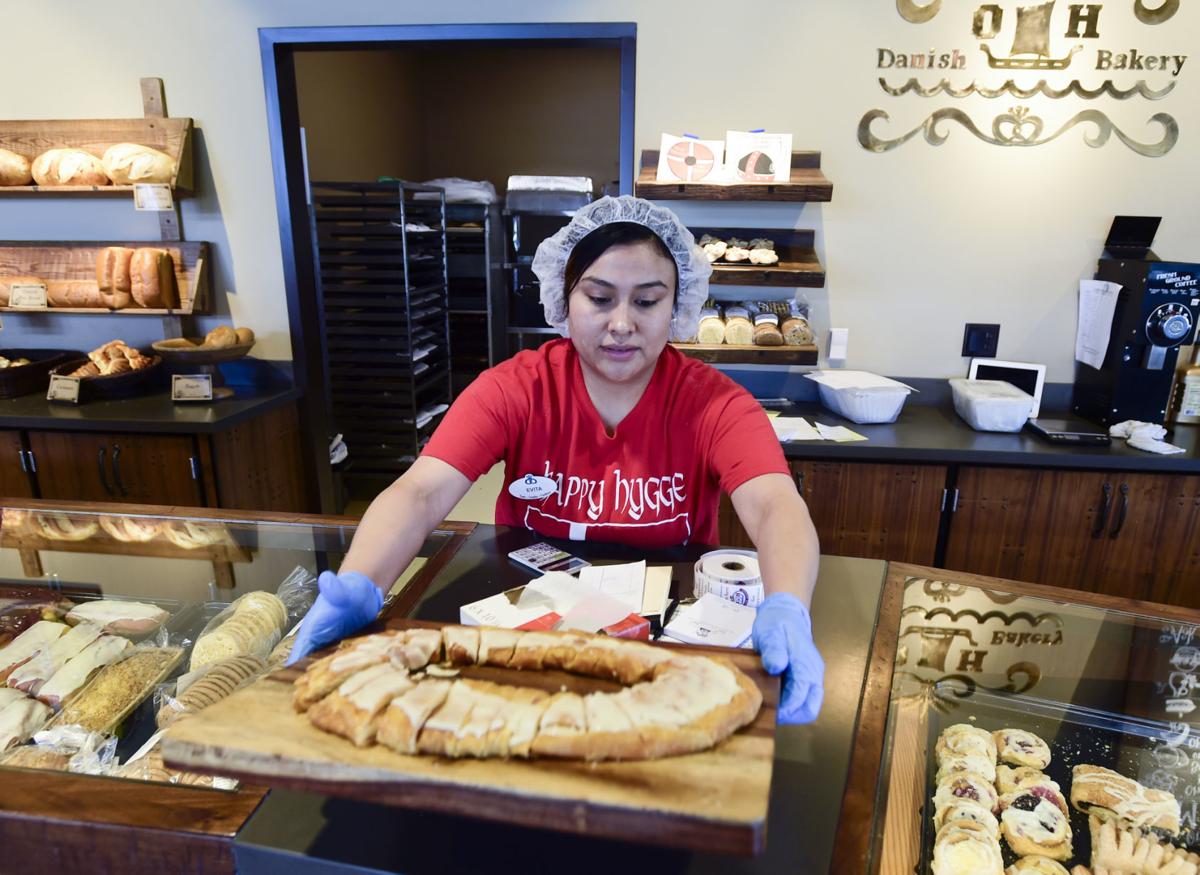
[422,339,789,548]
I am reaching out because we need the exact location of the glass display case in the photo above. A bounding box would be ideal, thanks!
[865,569,1200,875]
[0,501,462,788]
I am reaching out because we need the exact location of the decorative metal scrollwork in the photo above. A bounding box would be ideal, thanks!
[897,0,943,23]
[1135,0,1180,24]
[880,77,1176,100]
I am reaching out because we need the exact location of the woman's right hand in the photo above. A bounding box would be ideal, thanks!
[286,570,384,665]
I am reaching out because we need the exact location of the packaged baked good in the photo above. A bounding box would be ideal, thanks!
[100,143,175,185]
[37,634,131,707]
[129,248,178,309]
[0,620,67,681]
[96,247,135,309]
[31,149,108,187]
[156,653,266,727]
[190,591,288,670]
[0,697,52,751]
[0,148,32,186]
[66,601,168,636]
[50,646,182,734]
[695,306,725,344]
[0,742,71,771]
[723,306,754,345]
[752,313,784,346]
[7,621,103,695]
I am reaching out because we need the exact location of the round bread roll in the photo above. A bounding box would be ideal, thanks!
[204,325,238,349]
[0,275,45,307]
[31,149,109,186]
[0,148,32,186]
[101,143,176,185]
[234,327,255,346]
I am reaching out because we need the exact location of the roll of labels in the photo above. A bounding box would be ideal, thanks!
[692,549,765,607]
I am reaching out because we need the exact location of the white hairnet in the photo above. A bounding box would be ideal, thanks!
[531,195,713,341]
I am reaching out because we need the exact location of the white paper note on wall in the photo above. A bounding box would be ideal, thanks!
[1076,280,1122,369]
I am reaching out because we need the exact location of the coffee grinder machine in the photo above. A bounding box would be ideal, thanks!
[1072,216,1200,426]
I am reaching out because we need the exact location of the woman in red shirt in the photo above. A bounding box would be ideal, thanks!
[291,196,824,724]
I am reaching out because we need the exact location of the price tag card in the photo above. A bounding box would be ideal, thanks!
[133,183,174,212]
[172,374,213,402]
[47,375,80,404]
[9,283,48,309]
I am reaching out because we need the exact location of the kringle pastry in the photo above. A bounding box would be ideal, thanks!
[96,247,135,309]
[7,621,103,695]
[999,789,1073,861]
[995,728,1052,769]
[935,770,1000,816]
[1071,764,1181,834]
[129,248,178,309]
[298,626,762,762]
[932,819,1004,875]
[99,515,163,543]
[101,143,175,185]
[0,148,32,186]
[0,697,52,751]
[1088,815,1199,875]
[934,800,1000,838]
[31,148,108,186]
[161,520,226,550]
[1006,857,1071,875]
[66,600,168,636]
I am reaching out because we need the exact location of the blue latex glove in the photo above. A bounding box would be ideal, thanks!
[286,571,384,665]
[752,593,825,724]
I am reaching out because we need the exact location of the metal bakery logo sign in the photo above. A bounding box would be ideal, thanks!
[859,0,1183,156]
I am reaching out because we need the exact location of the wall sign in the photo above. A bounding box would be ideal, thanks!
[862,0,1185,155]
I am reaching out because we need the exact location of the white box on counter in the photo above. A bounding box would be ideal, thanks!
[805,370,915,424]
[949,378,1034,432]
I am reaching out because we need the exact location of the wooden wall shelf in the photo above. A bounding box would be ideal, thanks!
[0,117,194,195]
[672,343,818,366]
[691,227,824,288]
[636,150,833,203]
[0,241,208,315]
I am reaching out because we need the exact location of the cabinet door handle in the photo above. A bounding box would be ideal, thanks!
[1093,482,1113,538]
[111,444,129,497]
[1109,483,1130,538]
[189,456,201,481]
[24,450,36,474]
[794,470,805,497]
[97,447,113,495]
[18,450,27,473]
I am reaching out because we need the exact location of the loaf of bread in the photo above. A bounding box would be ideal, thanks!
[129,248,178,309]
[31,149,109,186]
[96,247,135,309]
[696,313,725,344]
[0,275,45,307]
[47,280,103,309]
[0,149,32,186]
[101,143,175,185]
[203,325,237,348]
[723,307,754,345]
[753,319,784,346]
[234,327,255,346]
[782,316,813,346]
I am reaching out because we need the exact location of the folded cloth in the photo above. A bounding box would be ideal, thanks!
[415,178,498,204]
[1111,419,1185,454]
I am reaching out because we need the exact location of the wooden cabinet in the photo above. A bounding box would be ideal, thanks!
[943,466,1200,607]
[719,461,947,564]
[0,431,34,498]
[27,431,205,506]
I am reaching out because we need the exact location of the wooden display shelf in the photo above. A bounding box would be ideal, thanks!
[691,227,824,288]
[0,116,194,195]
[672,342,818,365]
[0,241,209,314]
[636,150,833,202]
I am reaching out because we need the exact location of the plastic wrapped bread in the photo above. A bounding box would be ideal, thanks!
[37,634,132,708]
[0,697,51,751]
[723,306,754,345]
[782,299,813,346]
[0,621,67,682]
[696,307,725,344]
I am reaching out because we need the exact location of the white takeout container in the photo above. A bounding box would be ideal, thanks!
[805,371,915,424]
[949,378,1034,432]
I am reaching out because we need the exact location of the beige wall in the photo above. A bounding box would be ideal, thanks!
[3,1,1197,380]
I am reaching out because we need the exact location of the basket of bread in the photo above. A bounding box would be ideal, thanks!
[152,325,255,363]
[0,349,80,399]
[52,340,163,401]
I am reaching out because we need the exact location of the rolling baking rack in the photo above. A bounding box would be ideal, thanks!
[445,202,505,395]
[310,181,452,487]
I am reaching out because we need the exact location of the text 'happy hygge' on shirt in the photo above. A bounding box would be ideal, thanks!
[422,339,790,549]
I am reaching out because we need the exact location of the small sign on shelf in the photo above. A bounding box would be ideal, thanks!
[47,375,80,404]
[172,374,213,402]
[134,183,174,212]
[9,283,48,310]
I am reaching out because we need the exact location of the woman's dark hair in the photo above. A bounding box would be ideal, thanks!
[563,222,677,297]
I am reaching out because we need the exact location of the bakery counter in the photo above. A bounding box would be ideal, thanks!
[774,400,1200,474]
[0,383,301,434]
[0,501,471,875]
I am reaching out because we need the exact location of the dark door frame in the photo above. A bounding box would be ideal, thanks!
[258,22,637,512]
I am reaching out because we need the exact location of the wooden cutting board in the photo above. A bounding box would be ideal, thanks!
[162,620,779,856]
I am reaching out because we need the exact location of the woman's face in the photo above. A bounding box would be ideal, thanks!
[566,240,677,388]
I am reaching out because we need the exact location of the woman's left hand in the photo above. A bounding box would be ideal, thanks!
[751,593,825,724]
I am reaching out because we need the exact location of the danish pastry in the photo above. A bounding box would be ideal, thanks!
[932,819,1004,875]
[994,728,1052,769]
[1071,764,1181,834]
[934,771,1000,816]
[997,764,1058,795]
[1005,857,1071,875]
[999,790,1073,860]
[933,799,1000,838]
[1088,814,1199,875]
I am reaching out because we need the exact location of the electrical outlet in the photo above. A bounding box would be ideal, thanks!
[963,323,1000,358]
